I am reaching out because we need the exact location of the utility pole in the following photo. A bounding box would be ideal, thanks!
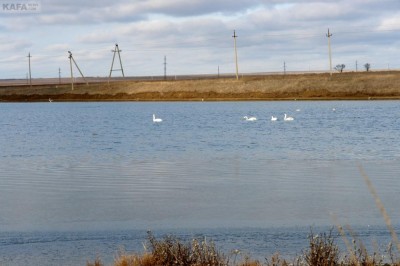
[69,52,74,90]
[68,51,88,91]
[284,61,286,76]
[218,65,220,78]
[164,56,167,80]
[326,28,333,78]
[27,52,32,87]
[58,67,61,84]
[356,60,358,72]
[232,30,239,80]
[108,43,125,83]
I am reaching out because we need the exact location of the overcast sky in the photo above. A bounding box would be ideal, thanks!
[1,0,400,79]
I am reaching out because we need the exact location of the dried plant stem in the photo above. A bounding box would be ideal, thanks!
[359,165,400,254]
[331,214,357,264]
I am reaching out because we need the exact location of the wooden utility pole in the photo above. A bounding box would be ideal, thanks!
[27,52,32,87]
[58,67,61,84]
[69,52,74,90]
[232,30,239,80]
[108,44,125,83]
[164,56,167,80]
[68,51,88,91]
[284,61,286,76]
[326,28,333,78]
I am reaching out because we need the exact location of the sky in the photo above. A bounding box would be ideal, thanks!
[1,0,400,79]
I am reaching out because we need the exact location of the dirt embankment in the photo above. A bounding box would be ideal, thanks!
[1,71,400,101]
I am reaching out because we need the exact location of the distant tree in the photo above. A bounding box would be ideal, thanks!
[364,63,371,72]
[334,64,345,73]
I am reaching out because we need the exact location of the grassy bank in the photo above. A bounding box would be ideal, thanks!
[1,71,400,101]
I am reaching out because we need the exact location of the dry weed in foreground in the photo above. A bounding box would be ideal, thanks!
[88,228,400,266]
[88,168,400,266]
[146,231,227,266]
[86,257,103,266]
[113,253,156,266]
[359,165,400,256]
[304,229,340,266]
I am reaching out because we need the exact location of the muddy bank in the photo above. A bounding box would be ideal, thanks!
[1,72,400,101]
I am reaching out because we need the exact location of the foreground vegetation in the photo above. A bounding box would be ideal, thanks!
[87,168,399,266]
[1,71,400,101]
[87,229,400,266]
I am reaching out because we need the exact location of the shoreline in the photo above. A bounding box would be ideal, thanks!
[1,71,400,102]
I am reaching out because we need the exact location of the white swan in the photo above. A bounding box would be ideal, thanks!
[153,114,162,123]
[284,114,294,121]
[243,116,257,121]
[271,116,277,121]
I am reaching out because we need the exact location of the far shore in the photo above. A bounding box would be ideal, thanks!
[1,71,400,102]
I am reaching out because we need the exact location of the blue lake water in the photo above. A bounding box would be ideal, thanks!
[0,101,399,265]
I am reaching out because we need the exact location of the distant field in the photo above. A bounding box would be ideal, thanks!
[1,71,400,101]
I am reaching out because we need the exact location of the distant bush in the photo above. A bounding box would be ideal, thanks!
[335,64,346,73]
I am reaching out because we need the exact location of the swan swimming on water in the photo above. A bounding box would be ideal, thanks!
[271,116,277,121]
[243,116,257,121]
[284,114,294,121]
[153,114,162,123]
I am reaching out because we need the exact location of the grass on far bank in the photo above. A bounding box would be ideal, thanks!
[2,71,400,101]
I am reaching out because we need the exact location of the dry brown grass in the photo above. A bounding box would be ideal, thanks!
[2,71,400,101]
[87,228,400,266]
[304,229,340,266]
[145,231,226,266]
[87,257,104,266]
[113,253,156,266]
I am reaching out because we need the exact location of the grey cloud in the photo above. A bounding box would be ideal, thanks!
[1,0,400,78]
[33,0,261,24]
[140,0,260,17]
[0,37,32,52]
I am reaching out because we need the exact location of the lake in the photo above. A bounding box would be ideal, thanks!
[0,101,399,265]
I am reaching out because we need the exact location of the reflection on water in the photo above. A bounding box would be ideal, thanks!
[1,157,400,232]
[0,101,400,265]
